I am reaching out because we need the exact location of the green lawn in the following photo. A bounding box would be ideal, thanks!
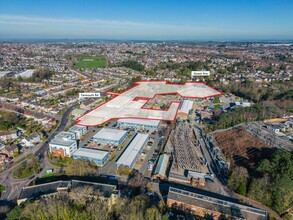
[48,156,70,167]
[75,56,107,68]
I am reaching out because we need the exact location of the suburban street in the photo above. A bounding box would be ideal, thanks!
[0,103,78,201]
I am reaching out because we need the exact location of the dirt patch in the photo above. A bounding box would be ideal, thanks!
[213,126,273,171]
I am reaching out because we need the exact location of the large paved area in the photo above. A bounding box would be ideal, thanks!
[77,81,221,126]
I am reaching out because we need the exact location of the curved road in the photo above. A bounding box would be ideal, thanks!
[0,104,78,201]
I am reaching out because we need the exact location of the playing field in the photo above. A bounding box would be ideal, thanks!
[75,56,107,68]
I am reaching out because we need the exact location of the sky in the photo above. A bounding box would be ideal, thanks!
[0,0,292,41]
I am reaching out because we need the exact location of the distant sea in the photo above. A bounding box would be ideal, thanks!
[0,38,292,44]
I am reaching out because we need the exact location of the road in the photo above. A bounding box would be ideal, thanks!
[100,132,136,175]
[192,125,232,196]
[0,103,78,201]
[140,134,160,176]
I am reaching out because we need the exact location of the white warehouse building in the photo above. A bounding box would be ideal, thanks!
[72,148,109,166]
[92,128,128,146]
[116,133,149,169]
[117,118,160,131]
[177,100,193,120]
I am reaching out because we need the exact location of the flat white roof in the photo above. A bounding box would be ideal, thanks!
[16,69,35,78]
[118,118,160,127]
[178,100,193,114]
[69,125,87,132]
[57,131,75,139]
[116,133,149,167]
[72,148,108,160]
[93,128,127,141]
[77,81,221,126]
[50,136,76,147]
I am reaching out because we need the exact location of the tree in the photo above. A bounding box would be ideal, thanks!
[227,167,248,195]
[65,159,98,176]
[237,176,247,195]
[128,170,148,195]
[248,150,293,215]
[1,111,19,124]
[0,78,14,91]
[120,60,145,71]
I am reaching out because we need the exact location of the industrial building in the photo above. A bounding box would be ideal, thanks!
[15,69,35,78]
[72,148,109,166]
[17,180,120,208]
[116,133,149,169]
[167,186,267,220]
[92,128,128,146]
[117,118,160,131]
[69,125,88,139]
[153,154,169,180]
[49,132,77,157]
[177,100,193,120]
[77,81,221,126]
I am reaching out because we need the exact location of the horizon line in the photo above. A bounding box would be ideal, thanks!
[1,38,293,43]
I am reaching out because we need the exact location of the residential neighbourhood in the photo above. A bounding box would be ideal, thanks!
[0,22,292,220]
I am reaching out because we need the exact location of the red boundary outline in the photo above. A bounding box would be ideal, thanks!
[76,80,223,127]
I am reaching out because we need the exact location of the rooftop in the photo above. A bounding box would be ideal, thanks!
[168,187,267,219]
[18,181,70,200]
[154,154,169,177]
[50,132,76,147]
[77,81,221,126]
[16,69,35,78]
[93,128,127,141]
[57,131,75,139]
[118,118,160,127]
[72,147,108,160]
[116,133,149,167]
[178,99,193,114]
[71,180,116,198]
[69,125,87,132]
[18,180,117,200]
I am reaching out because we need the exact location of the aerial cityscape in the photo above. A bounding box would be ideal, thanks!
[0,0,292,220]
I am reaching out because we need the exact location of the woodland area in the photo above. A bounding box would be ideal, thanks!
[5,190,164,220]
[209,79,293,130]
[0,110,24,131]
[120,60,145,71]
[227,149,293,219]
[5,170,165,220]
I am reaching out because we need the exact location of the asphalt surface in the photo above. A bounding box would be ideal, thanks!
[139,134,160,175]
[0,103,78,201]
[34,104,78,157]
[100,131,136,175]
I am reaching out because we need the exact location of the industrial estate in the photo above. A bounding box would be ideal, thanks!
[0,38,292,219]
[77,80,222,126]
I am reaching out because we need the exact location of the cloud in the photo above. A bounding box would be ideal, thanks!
[0,14,291,40]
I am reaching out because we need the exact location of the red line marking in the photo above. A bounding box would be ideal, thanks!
[76,80,223,126]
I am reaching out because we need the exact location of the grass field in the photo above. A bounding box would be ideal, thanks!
[75,56,107,68]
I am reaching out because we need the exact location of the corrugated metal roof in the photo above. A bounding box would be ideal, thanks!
[72,148,108,160]
[93,128,127,141]
[116,133,149,168]
[118,118,160,127]
[154,154,169,177]
[178,100,193,114]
